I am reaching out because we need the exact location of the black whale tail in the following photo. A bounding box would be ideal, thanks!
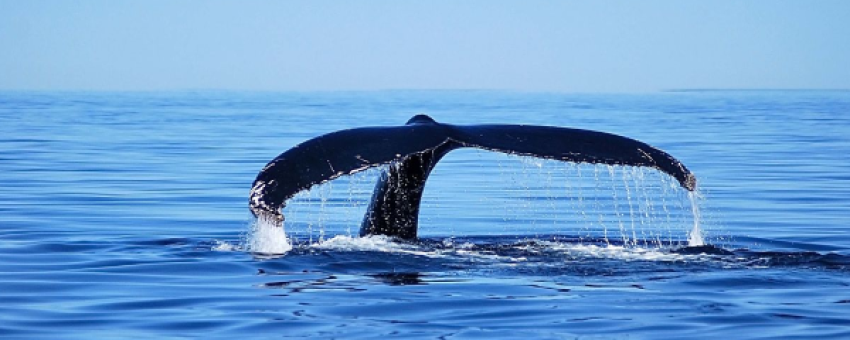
[250,115,696,239]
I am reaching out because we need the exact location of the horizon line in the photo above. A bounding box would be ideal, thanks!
[1,87,848,95]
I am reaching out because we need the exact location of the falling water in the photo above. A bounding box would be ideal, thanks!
[245,216,293,254]
[266,153,705,250]
[687,190,705,246]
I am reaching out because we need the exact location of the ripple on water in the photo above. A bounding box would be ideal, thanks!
[2,91,850,338]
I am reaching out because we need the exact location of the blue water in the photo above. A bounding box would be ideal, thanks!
[1,90,849,339]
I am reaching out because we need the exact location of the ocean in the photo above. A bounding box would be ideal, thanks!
[1,90,848,339]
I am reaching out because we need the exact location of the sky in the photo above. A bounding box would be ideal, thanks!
[1,1,849,92]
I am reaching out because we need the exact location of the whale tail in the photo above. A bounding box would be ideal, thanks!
[250,115,696,239]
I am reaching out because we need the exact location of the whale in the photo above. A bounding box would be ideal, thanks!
[250,114,696,239]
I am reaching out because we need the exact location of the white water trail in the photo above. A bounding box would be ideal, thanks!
[245,216,293,254]
[687,190,704,246]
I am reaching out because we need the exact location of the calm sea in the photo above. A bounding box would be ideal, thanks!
[1,90,848,339]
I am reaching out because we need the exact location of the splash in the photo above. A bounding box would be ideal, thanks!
[531,241,711,262]
[687,190,705,246]
[245,216,293,254]
[313,235,421,253]
[305,236,710,263]
[212,240,238,252]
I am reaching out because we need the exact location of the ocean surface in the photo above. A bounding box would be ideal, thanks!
[1,90,848,339]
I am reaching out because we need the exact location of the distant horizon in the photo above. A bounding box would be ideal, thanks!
[2,87,849,94]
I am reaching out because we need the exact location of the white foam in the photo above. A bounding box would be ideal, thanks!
[307,235,702,263]
[308,235,524,262]
[235,215,708,263]
[311,235,433,256]
[531,241,708,262]
[233,225,711,263]
[245,217,293,254]
[211,240,238,252]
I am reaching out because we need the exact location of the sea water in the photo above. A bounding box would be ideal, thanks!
[1,90,849,339]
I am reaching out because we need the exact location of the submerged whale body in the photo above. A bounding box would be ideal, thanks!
[250,115,696,239]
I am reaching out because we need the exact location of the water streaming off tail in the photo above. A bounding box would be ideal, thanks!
[262,150,704,249]
[245,215,293,254]
[273,167,387,245]
[688,190,705,246]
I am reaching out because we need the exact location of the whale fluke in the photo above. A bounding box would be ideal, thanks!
[250,115,696,239]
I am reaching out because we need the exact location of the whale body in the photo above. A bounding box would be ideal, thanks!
[250,115,696,239]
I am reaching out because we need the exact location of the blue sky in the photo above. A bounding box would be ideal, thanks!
[2,1,848,92]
